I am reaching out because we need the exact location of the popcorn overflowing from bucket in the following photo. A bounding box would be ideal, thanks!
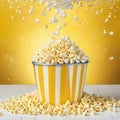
[32,37,89,64]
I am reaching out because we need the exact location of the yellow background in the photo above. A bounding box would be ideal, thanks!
[0,1,120,84]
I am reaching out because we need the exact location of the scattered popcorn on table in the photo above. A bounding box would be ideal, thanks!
[0,102,4,109]
[0,91,119,116]
[0,112,2,117]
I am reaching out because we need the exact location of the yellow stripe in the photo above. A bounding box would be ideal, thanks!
[67,66,70,102]
[34,65,39,92]
[48,66,55,105]
[60,66,70,104]
[38,66,46,102]
[77,64,85,101]
[72,65,78,102]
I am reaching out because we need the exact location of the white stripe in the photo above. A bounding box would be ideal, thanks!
[55,66,61,105]
[35,65,42,102]
[74,64,81,102]
[43,66,49,103]
[80,64,87,98]
[69,65,74,99]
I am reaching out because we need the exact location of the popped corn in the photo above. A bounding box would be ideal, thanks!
[11,16,14,19]
[1,91,120,116]
[105,17,109,23]
[57,25,62,30]
[109,31,114,36]
[33,37,89,64]
[35,18,40,23]
[29,5,34,14]
[22,16,26,21]
[109,56,114,61]
[103,29,107,34]
[49,15,59,23]
[41,0,75,10]
[0,112,2,117]
[96,11,99,14]
[37,0,118,39]
[0,102,4,109]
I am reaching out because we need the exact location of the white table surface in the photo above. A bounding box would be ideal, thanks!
[0,85,120,120]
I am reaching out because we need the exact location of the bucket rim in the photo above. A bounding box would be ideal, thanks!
[32,61,89,66]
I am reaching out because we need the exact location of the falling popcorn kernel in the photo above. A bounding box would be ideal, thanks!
[29,5,34,14]
[105,17,109,23]
[41,11,46,16]
[22,16,26,21]
[35,18,40,23]
[11,16,14,19]
[103,29,107,34]
[9,5,13,10]
[109,56,114,61]
[96,11,99,14]
[15,0,19,2]
[108,14,111,18]
[109,31,114,36]
[57,25,62,30]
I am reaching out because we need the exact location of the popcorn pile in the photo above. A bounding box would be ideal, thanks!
[0,112,2,117]
[0,90,120,116]
[33,36,89,64]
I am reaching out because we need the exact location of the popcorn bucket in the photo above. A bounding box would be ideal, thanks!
[32,62,88,105]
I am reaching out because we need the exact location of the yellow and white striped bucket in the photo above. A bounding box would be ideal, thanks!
[32,62,88,105]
